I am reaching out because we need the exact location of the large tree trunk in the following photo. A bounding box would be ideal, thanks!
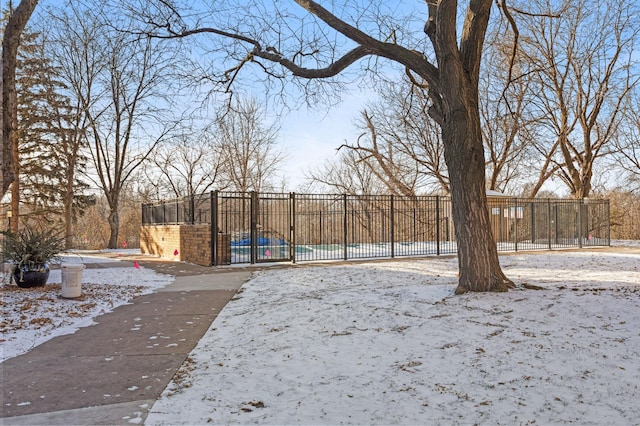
[107,208,119,249]
[427,0,513,294]
[1,0,39,199]
[10,97,20,233]
[442,110,513,294]
[10,162,19,233]
[437,41,514,294]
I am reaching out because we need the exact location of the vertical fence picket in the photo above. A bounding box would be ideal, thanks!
[250,191,257,264]
[390,195,395,258]
[435,196,441,256]
[530,201,535,244]
[514,198,519,252]
[290,192,296,263]
[190,196,195,224]
[343,194,348,261]
[547,199,552,250]
[578,198,583,248]
[606,200,611,245]
[211,191,218,266]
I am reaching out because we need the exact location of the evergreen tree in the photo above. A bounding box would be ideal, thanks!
[9,16,93,245]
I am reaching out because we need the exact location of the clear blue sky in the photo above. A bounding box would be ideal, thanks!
[278,89,376,190]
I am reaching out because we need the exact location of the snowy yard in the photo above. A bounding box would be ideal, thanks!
[2,244,640,424]
[147,246,640,425]
[0,253,174,362]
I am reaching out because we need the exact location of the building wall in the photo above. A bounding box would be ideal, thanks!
[180,225,212,266]
[140,225,212,266]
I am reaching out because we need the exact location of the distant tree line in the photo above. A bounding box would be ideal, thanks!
[2,2,285,248]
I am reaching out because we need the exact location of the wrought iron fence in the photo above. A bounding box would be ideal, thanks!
[142,191,610,265]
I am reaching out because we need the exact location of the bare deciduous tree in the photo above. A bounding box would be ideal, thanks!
[148,130,224,199]
[306,147,385,195]
[519,0,639,198]
[51,3,180,248]
[480,23,537,194]
[137,0,519,293]
[615,90,640,189]
[215,97,285,193]
[340,81,449,196]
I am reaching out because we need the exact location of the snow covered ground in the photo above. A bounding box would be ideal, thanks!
[147,244,640,425]
[2,243,640,424]
[615,239,640,247]
[0,253,174,362]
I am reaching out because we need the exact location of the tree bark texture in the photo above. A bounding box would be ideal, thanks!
[430,0,513,293]
[1,0,38,198]
[107,208,119,249]
[440,88,513,293]
[10,137,19,232]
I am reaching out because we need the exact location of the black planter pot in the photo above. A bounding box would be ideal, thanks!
[12,263,50,288]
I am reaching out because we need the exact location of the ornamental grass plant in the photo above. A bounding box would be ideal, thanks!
[1,228,65,270]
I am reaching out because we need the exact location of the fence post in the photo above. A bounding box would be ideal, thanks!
[606,200,611,246]
[554,203,559,245]
[343,194,348,261]
[435,196,440,256]
[584,199,590,245]
[578,198,583,248]
[211,191,218,266]
[390,195,395,258]
[514,198,518,252]
[190,195,195,225]
[530,201,535,244]
[547,199,552,250]
[290,192,296,263]
[319,208,323,245]
[413,206,420,241]
[251,191,258,264]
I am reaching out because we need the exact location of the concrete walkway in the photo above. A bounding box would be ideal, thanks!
[1,258,252,425]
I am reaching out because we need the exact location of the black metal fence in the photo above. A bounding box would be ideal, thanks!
[142,191,610,265]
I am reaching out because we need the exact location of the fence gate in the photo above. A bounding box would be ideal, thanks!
[253,192,292,263]
[214,191,292,264]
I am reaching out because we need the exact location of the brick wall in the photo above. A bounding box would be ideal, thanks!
[140,225,212,266]
[180,225,212,266]
[140,225,179,259]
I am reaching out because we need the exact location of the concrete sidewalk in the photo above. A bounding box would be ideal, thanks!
[1,261,251,425]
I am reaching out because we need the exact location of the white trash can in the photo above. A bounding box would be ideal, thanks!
[61,264,85,298]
